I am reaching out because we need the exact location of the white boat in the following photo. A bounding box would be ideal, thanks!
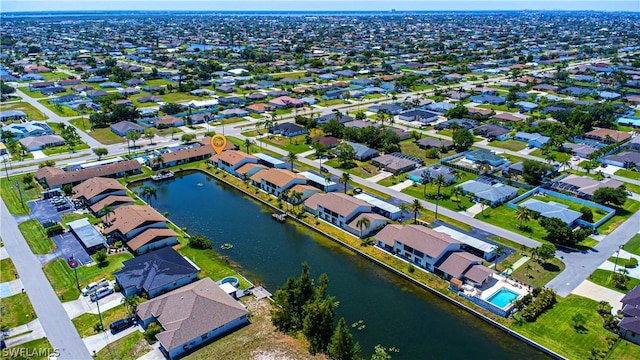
[151,171,175,181]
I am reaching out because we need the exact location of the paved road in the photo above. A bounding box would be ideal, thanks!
[547,209,640,296]
[0,201,92,359]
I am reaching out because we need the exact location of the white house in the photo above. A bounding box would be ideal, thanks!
[250,168,306,197]
[210,150,259,177]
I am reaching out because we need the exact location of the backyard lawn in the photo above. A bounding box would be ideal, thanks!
[94,330,151,360]
[529,148,571,162]
[486,139,527,152]
[176,245,252,289]
[161,92,201,103]
[42,141,90,155]
[416,209,473,232]
[510,257,565,288]
[69,118,125,145]
[0,293,36,329]
[513,295,617,360]
[0,101,47,120]
[402,181,476,212]
[624,234,640,256]
[588,269,640,293]
[18,219,55,254]
[72,304,130,337]
[515,193,607,223]
[476,205,548,242]
[323,158,380,178]
[1,258,18,279]
[43,253,133,301]
[399,139,458,166]
[0,176,42,215]
[262,135,311,154]
[17,87,47,99]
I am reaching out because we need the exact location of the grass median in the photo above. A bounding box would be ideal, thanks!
[18,219,55,255]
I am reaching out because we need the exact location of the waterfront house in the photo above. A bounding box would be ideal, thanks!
[375,225,462,272]
[150,145,214,170]
[210,150,259,177]
[35,160,141,189]
[136,277,248,360]
[457,180,518,206]
[71,177,127,207]
[114,247,199,298]
[287,184,321,204]
[434,251,485,282]
[305,193,382,236]
[250,168,306,197]
[102,205,178,254]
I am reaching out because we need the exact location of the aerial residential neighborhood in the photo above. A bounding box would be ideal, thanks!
[1,3,640,360]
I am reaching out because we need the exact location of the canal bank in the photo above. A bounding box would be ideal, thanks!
[130,168,553,359]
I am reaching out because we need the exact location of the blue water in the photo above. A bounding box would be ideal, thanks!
[487,288,519,308]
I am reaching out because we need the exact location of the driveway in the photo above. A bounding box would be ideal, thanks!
[389,179,414,191]
[0,279,24,298]
[63,290,123,320]
[50,232,93,266]
[2,319,46,348]
[367,171,393,183]
[83,326,141,355]
[27,198,75,224]
[571,280,624,312]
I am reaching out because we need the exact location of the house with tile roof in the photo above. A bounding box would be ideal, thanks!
[136,277,248,359]
[210,150,258,177]
[150,145,214,170]
[102,205,177,254]
[583,128,631,144]
[250,168,306,197]
[549,175,623,200]
[35,160,141,189]
[619,285,640,346]
[305,192,375,233]
[71,177,127,206]
[114,247,199,298]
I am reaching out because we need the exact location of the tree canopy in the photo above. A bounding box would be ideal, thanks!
[521,160,554,185]
[592,187,628,207]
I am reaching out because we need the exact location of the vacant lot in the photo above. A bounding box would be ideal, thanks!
[0,293,36,329]
[487,139,527,151]
[69,118,125,145]
[0,101,47,120]
[0,176,42,215]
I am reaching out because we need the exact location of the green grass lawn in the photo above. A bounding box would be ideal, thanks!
[487,139,527,151]
[226,136,281,157]
[0,293,36,329]
[177,245,252,289]
[607,338,640,360]
[529,149,571,162]
[624,234,640,256]
[216,116,250,126]
[0,176,41,215]
[41,141,90,155]
[145,79,170,86]
[323,159,380,178]
[17,87,47,99]
[598,199,640,235]
[37,99,80,117]
[402,182,476,212]
[1,258,18,279]
[513,295,617,360]
[18,219,55,255]
[510,258,565,288]
[614,169,640,181]
[43,253,133,301]
[38,71,71,82]
[61,213,102,227]
[589,269,640,293]
[415,208,473,232]
[94,330,151,360]
[476,205,547,242]
[399,139,458,166]
[318,99,345,107]
[161,92,200,103]
[4,337,54,360]
[0,101,47,120]
[262,135,312,154]
[72,304,129,337]
[271,71,307,80]
[607,256,638,268]
[69,118,125,145]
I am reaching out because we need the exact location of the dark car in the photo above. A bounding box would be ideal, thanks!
[320,166,329,173]
[56,204,70,212]
[109,318,134,334]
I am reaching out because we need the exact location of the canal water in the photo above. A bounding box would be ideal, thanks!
[132,171,546,359]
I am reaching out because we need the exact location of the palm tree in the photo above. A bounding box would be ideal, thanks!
[453,170,466,183]
[525,264,532,278]
[140,186,157,206]
[544,152,557,165]
[410,199,423,224]
[356,216,371,238]
[477,162,491,175]
[420,170,431,196]
[281,189,291,211]
[560,158,570,172]
[480,199,490,216]
[494,244,506,270]
[154,154,165,171]
[515,206,531,229]
[286,151,297,171]
[451,187,464,207]
[338,172,352,194]
[432,174,447,220]
[126,130,141,149]
[313,142,327,172]
[531,247,538,263]
[101,204,114,226]
[244,138,253,153]
[121,295,140,317]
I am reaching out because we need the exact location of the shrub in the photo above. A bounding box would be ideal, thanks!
[580,206,594,223]
[521,288,557,322]
[113,283,121,292]
[626,257,638,268]
[95,249,108,266]
[189,234,212,249]
[45,224,64,236]
[144,322,162,344]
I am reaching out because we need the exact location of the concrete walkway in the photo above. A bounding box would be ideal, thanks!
[571,280,624,312]
[366,171,393,183]
[460,203,484,217]
[389,179,414,192]
[2,319,46,348]
[502,256,530,276]
[137,344,165,360]
[0,278,24,298]
[0,247,8,260]
[599,258,640,279]
[83,326,141,355]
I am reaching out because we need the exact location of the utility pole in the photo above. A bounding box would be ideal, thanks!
[612,244,624,274]
[15,181,24,209]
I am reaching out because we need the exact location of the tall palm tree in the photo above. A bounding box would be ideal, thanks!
[154,154,165,171]
[244,138,253,154]
[452,187,464,206]
[515,206,531,229]
[432,174,447,220]
[477,162,491,175]
[525,264,532,278]
[453,171,466,183]
[494,244,506,270]
[544,152,557,165]
[101,204,114,226]
[420,170,431,196]
[338,172,352,194]
[286,151,297,171]
[281,189,291,211]
[141,186,157,206]
[356,216,370,238]
[560,158,571,172]
[410,199,423,224]
[480,199,490,216]
[121,295,140,317]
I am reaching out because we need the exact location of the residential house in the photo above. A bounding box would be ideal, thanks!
[156,115,185,128]
[35,160,141,189]
[250,168,306,197]
[416,138,454,151]
[398,109,440,124]
[305,193,384,236]
[102,205,178,254]
[519,199,583,225]
[515,101,538,112]
[473,124,511,141]
[219,108,248,118]
[288,184,321,204]
[245,103,273,114]
[434,251,485,281]
[513,132,550,148]
[603,152,640,169]
[619,285,640,346]
[344,141,379,160]
[434,118,478,130]
[210,150,259,177]
[136,278,248,360]
[372,154,421,174]
[312,136,340,149]
[375,225,462,271]
[465,149,506,167]
[491,112,524,122]
[71,177,127,207]
[268,123,307,137]
[110,121,145,136]
[114,247,199,298]
[150,145,214,170]
[316,113,354,125]
[2,122,53,140]
[86,90,109,98]
[583,128,631,144]
[457,180,518,206]
[368,104,403,115]
[549,175,623,200]
[469,94,506,105]
[269,96,304,109]
[0,110,26,122]
[628,137,640,151]
[407,165,455,185]
[19,135,65,151]
[562,143,599,159]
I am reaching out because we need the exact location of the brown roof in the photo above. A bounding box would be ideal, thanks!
[210,150,257,166]
[200,137,236,151]
[468,108,493,115]
[151,145,214,165]
[375,225,461,258]
[35,166,64,181]
[464,264,495,284]
[492,113,523,122]
[103,205,167,237]
[305,193,370,218]
[289,184,319,194]
[435,252,483,279]
[127,228,178,251]
[250,168,305,188]
[346,213,388,229]
[89,195,134,213]
[584,128,631,142]
[72,177,126,201]
[246,103,273,112]
[156,115,181,126]
[36,160,141,188]
[235,163,267,176]
[136,277,247,352]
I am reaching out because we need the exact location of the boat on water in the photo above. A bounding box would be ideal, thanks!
[272,213,287,222]
[151,170,175,181]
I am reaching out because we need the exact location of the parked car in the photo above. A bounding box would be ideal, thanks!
[56,204,70,212]
[109,317,134,334]
[600,163,608,168]
[320,166,329,173]
[353,188,363,194]
[67,255,78,268]
[90,286,114,302]
[81,282,100,296]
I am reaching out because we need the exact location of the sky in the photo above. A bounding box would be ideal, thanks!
[1,0,639,13]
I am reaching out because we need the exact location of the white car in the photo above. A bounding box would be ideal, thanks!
[90,286,114,302]
[81,282,99,296]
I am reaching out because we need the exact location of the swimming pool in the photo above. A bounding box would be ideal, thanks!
[486,288,519,308]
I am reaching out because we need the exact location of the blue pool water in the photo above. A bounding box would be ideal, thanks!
[487,288,519,308]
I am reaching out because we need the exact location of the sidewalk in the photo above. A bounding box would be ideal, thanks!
[3,319,46,348]
[0,278,24,298]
